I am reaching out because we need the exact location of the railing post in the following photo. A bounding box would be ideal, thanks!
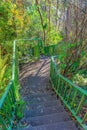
[76,95,85,115]
[50,56,87,130]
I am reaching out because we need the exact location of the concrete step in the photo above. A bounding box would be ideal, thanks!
[22,112,70,126]
[18,58,78,130]
[25,87,54,95]
[24,105,64,117]
[24,95,57,103]
[22,121,77,130]
[27,99,61,110]
[23,92,56,100]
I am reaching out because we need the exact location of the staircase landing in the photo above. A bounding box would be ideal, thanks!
[17,57,78,130]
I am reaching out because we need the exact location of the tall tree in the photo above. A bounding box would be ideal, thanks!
[35,0,46,43]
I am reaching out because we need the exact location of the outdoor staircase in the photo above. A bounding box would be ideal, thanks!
[0,39,86,130]
[14,57,78,130]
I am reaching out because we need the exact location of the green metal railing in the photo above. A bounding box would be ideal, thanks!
[0,38,57,129]
[50,56,87,130]
[16,38,42,60]
[0,40,18,130]
[0,81,16,130]
[43,44,58,56]
[0,37,87,130]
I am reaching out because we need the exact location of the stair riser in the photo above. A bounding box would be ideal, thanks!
[23,121,77,130]
[27,100,61,110]
[25,106,64,117]
[24,112,70,126]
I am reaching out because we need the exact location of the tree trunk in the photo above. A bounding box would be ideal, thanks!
[56,0,59,27]
[35,0,46,43]
[48,0,51,32]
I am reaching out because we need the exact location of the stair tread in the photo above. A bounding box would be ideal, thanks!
[24,95,57,103]
[23,92,56,99]
[22,112,70,126]
[21,121,77,130]
[27,99,62,109]
[27,88,54,95]
[24,105,64,117]
[16,58,78,130]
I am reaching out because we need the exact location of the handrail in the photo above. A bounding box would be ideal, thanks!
[0,40,17,130]
[50,56,87,130]
[0,81,13,109]
[0,38,86,130]
[0,37,44,130]
[12,40,16,81]
[51,57,87,96]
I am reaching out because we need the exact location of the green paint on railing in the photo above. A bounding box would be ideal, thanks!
[43,44,58,56]
[50,56,87,130]
[0,37,51,130]
[0,38,87,130]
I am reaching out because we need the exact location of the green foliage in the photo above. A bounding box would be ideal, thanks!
[26,5,43,38]
[73,73,87,91]
[16,100,25,120]
[55,41,87,90]
[26,4,63,44]
[0,48,9,97]
[0,0,31,97]
[0,1,16,42]
[46,29,62,45]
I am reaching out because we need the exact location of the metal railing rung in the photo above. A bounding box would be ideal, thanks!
[50,56,87,130]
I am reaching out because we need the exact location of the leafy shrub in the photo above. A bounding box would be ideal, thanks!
[0,48,9,97]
